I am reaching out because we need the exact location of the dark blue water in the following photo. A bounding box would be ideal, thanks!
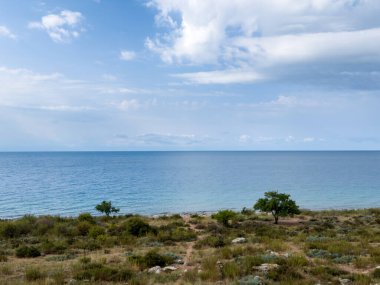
[0,151,379,218]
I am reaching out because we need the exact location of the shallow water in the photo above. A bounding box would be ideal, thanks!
[0,151,379,218]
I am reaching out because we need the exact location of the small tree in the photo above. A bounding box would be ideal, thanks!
[211,210,237,227]
[95,201,120,217]
[253,191,300,224]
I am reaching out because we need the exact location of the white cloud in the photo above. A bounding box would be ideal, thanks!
[175,69,263,84]
[239,134,250,143]
[0,26,16,39]
[303,137,316,142]
[118,99,140,110]
[28,10,84,43]
[147,0,380,84]
[120,50,136,61]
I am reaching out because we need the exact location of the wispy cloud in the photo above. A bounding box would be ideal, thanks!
[174,69,263,84]
[28,10,84,43]
[0,26,16,39]
[120,50,136,61]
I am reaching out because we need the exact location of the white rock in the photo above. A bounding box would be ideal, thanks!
[148,266,162,274]
[254,263,279,272]
[232,237,247,244]
[339,278,351,285]
[163,266,177,272]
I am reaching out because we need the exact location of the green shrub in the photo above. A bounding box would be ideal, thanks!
[194,235,226,248]
[211,210,237,227]
[89,226,106,239]
[16,246,41,258]
[74,261,133,282]
[373,268,380,278]
[77,221,92,236]
[157,227,196,242]
[129,250,175,269]
[78,212,95,224]
[0,223,19,238]
[25,267,45,281]
[124,217,153,237]
[40,239,68,254]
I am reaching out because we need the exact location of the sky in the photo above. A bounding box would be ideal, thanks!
[1,0,380,151]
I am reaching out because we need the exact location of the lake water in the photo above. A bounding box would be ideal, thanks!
[0,151,379,218]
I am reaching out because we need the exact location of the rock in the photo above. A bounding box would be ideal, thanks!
[254,263,279,272]
[339,278,351,285]
[232,237,247,244]
[239,275,263,285]
[282,252,290,258]
[175,258,184,264]
[163,266,177,272]
[376,265,380,269]
[148,266,162,274]
[266,250,280,256]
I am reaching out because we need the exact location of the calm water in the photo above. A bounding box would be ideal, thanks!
[0,151,379,218]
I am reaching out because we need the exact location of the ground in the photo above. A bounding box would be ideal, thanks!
[0,208,380,284]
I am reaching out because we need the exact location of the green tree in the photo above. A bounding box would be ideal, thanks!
[211,210,237,227]
[95,201,120,217]
[253,191,300,224]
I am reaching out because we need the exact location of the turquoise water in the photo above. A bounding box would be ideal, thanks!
[0,151,379,218]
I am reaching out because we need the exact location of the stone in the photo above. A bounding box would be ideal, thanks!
[163,266,177,272]
[148,266,162,274]
[339,278,351,285]
[232,237,247,244]
[254,263,279,272]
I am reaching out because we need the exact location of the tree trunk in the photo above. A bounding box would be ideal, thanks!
[274,215,279,224]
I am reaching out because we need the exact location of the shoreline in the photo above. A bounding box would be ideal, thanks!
[1,206,379,221]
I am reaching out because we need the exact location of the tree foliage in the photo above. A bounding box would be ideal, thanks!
[95,201,120,217]
[211,210,237,227]
[253,191,300,224]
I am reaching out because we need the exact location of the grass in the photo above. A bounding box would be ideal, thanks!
[0,209,379,284]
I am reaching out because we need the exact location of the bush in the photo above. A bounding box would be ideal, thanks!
[0,223,19,238]
[25,267,45,281]
[124,217,153,237]
[157,227,197,242]
[89,226,106,239]
[74,261,133,282]
[194,235,226,249]
[16,246,41,258]
[129,250,175,269]
[211,210,237,227]
[77,221,92,236]
[78,212,95,224]
[40,239,68,254]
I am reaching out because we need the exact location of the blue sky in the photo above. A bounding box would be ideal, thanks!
[1,0,380,150]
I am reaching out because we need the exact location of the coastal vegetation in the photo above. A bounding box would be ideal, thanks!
[0,202,379,284]
[253,192,300,224]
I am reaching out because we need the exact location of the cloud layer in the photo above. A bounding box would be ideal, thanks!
[147,0,380,84]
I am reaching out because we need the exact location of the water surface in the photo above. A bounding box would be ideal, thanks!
[0,151,379,218]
